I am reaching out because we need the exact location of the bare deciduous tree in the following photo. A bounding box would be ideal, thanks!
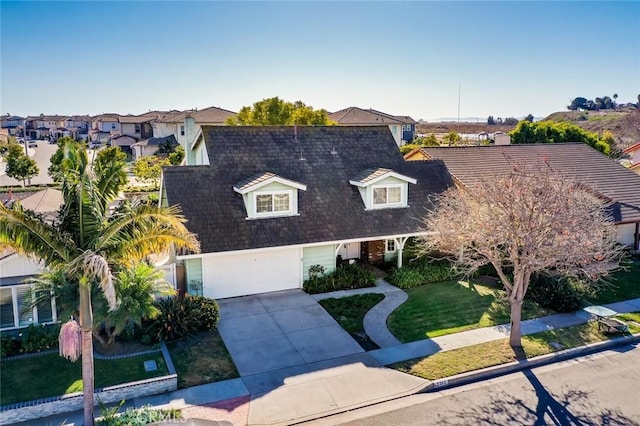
[417,164,623,347]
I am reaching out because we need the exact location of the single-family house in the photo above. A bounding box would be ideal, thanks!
[63,115,91,141]
[119,112,160,140]
[0,189,63,331]
[90,114,121,143]
[622,142,640,175]
[131,135,178,161]
[162,126,453,299]
[1,115,26,137]
[152,106,236,164]
[328,107,417,147]
[405,143,640,250]
[24,114,67,140]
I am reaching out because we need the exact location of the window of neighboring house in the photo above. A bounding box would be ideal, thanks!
[391,125,398,134]
[255,191,292,216]
[372,185,402,207]
[0,285,56,330]
[111,124,116,129]
[134,124,141,133]
[180,125,185,136]
[386,239,396,253]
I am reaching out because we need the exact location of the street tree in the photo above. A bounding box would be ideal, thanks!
[0,140,199,425]
[133,155,170,187]
[416,165,623,347]
[48,136,82,182]
[225,97,335,125]
[5,142,39,186]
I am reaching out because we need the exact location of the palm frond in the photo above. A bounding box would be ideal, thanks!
[70,251,118,311]
[0,202,73,268]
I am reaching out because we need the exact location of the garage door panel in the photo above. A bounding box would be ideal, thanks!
[203,248,301,299]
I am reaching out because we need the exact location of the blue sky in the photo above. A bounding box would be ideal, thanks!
[1,1,639,121]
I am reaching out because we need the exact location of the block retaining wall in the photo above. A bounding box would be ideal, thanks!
[0,343,178,424]
[0,374,178,424]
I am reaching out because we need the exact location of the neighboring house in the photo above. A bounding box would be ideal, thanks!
[1,115,26,137]
[90,114,121,143]
[119,112,159,140]
[63,115,91,141]
[109,134,138,156]
[0,189,63,331]
[131,135,178,160]
[329,107,417,147]
[162,125,453,299]
[622,142,640,175]
[25,114,67,140]
[405,143,640,251]
[152,106,236,164]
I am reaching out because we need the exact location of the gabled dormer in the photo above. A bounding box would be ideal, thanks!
[234,172,307,219]
[349,168,416,210]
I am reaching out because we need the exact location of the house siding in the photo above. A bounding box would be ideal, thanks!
[302,245,336,281]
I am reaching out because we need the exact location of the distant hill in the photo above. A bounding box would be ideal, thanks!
[543,108,639,150]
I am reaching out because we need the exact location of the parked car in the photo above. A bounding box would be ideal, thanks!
[28,140,38,148]
[89,141,102,149]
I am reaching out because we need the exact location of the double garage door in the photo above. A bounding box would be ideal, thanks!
[201,247,302,299]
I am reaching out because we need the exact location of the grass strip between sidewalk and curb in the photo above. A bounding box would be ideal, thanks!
[391,312,640,382]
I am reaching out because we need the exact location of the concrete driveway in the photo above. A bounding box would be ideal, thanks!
[216,289,364,377]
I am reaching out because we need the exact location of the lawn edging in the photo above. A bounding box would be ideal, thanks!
[423,332,640,393]
[0,342,178,425]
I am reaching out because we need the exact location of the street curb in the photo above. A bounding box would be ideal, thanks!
[423,332,640,393]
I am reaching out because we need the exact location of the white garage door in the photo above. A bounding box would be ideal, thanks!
[202,247,302,299]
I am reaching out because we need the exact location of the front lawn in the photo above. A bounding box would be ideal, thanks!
[392,312,640,380]
[388,279,554,343]
[0,352,168,406]
[319,293,385,350]
[588,259,640,305]
[167,330,239,389]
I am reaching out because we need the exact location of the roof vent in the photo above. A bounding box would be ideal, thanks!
[330,147,338,155]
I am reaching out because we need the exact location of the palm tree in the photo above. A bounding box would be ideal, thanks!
[0,141,199,425]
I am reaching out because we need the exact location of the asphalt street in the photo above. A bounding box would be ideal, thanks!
[306,343,640,425]
[0,141,58,186]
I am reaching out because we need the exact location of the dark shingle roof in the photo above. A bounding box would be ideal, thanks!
[418,144,640,224]
[163,126,453,254]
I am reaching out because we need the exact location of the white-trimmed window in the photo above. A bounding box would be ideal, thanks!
[0,285,57,330]
[134,124,141,133]
[372,185,402,207]
[255,190,292,216]
[180,125,185,136]
[386,239,396,253]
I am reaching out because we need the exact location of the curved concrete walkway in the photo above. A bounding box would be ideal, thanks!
[363,280,407,348]
[311,278,409,348]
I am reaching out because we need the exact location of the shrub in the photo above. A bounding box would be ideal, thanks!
[0,333,21,358]
[527,274,593,313]
[20,324,59,353]
[387,259,458,289]
[144,295,219,342]
[303,264,376,294]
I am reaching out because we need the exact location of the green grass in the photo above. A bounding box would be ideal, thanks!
[388,279,554,342]
[588,259,640,305]
[167,331,239,389]
[0,352,168,406]
[392,312,640,380]
[319,293,385,335]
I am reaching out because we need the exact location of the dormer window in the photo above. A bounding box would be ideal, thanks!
[350,168,416,210]
[256,191,292,216]
[234,172,306,219]
[373,185,402,207]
